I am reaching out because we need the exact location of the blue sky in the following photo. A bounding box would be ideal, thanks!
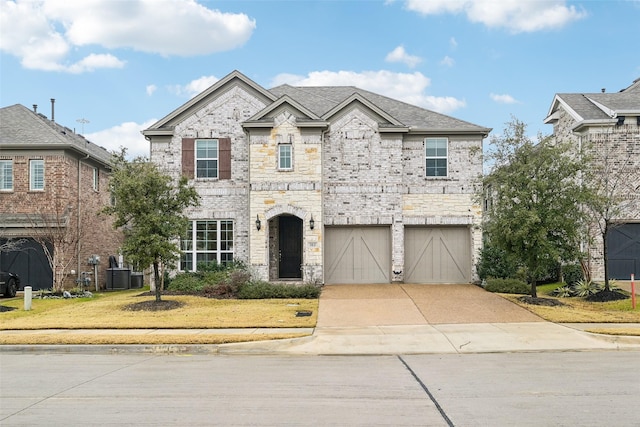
[1,0,639,159]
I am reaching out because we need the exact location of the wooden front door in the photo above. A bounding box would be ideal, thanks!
[278,216,302,279]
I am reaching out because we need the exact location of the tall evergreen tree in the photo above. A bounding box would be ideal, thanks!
[104,152,199,302]
[483,118,590,298]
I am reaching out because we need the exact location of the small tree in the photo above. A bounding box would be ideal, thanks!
[27,200,83,292]
[104,153,199,302]
[483,118,590,298]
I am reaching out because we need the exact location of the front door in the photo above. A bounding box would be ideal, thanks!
[278,216,302,279]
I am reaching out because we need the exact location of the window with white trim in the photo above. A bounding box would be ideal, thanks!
[30,159,45,190]
[425,138,448,177]
[196,139,218,178]
[92,167,99,191]
[278,143,292,170]
[0,160,13,191]
[180,220,234,271]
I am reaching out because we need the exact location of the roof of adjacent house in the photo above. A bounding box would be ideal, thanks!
[544,78,640,127]
[0,104,113,167]
[144,70,491,136]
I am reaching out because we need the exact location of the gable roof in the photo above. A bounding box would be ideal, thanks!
[143,70,490,137]
[0,104,113,167]
[269,84,490,134]
[544,77,640,128]
[144,70,277,136]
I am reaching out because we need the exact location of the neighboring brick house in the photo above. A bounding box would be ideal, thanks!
[143,70,490,284]
[544,78,640,281]
[0,104,123,291]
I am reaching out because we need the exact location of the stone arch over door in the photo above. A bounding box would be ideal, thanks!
[266,205,308,281]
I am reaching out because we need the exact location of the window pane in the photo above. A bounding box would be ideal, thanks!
[279,144,292,169]
[181,253,193,271]
[196,140,218,178]
[0,161,12,190]
[181,220,234,271]
[197,160,218,178]
[30,160,44,190]
[425,138,448,177]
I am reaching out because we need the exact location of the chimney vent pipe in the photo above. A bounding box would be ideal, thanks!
[50,98,55,122]
[33,104,38,113]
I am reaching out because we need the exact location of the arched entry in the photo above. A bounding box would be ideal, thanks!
[269,214,303,280]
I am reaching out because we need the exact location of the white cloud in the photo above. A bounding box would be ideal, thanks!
[449,37,458,48]
[170,75,220,98]
[270,70,466,114]
[67,53,125,73]
[439,56,455,67]
[0,0,256,72]
[490,93,519,104]
[85,119,157,159]
[404,0,587,33]
[385,45,422,68]
[146,84,157,96]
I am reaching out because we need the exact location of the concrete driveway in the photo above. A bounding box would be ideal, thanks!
[317,283,543,327]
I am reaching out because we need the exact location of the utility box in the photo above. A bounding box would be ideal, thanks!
[106,268,131,290]
[130,272,144,289]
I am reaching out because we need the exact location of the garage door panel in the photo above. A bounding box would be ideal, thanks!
[405,227,470,284]
[607,223,640,279]
[326,227,390,284]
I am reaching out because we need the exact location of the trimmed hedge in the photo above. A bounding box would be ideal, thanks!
[237,282,321,299]
[484,278,529,295]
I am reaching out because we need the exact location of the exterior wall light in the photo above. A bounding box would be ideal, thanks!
[255,214,261,231]
[309,214,315,230]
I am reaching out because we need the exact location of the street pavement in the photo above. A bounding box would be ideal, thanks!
[1,284,639,355]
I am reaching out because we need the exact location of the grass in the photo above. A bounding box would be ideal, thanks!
[502,282,640,336]
[0,287,317,345]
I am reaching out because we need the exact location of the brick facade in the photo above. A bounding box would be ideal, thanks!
[545,80,640,281]
[0,105,122,290]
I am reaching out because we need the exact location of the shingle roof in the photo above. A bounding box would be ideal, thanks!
[551,78,640,122]
[0,104,112,166]
[268,84,490,133]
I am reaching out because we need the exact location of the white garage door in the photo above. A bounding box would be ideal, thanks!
[404,227,471,283]
[325,227,391,284]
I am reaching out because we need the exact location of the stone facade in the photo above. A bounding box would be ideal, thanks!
[144,71,489,284]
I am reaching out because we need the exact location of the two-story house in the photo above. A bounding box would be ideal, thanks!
[0,103,123,291]
[143,70,490,285]
[544,78,640,281]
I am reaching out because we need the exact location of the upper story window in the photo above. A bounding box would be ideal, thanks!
[278,143,292,170]
[0,160,13,191]
[196,139,218,178]
[425,138,448,177]
[92,167,99,191]
[30,159,45,191]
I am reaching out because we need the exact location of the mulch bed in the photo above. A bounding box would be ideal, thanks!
[518,296,566,307]
[585,290,629,302]
[123,300,184,311]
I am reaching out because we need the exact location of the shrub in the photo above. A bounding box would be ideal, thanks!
[552,285,572,297]
[571,280,602,297]
[484,278,529,294]
[237,281,321,299]
[476,244,518,279]
[168,270,228,293]
[561,263,583,287]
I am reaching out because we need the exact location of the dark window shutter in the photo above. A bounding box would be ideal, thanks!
[182,138,195,178]
[219,137,231,180]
